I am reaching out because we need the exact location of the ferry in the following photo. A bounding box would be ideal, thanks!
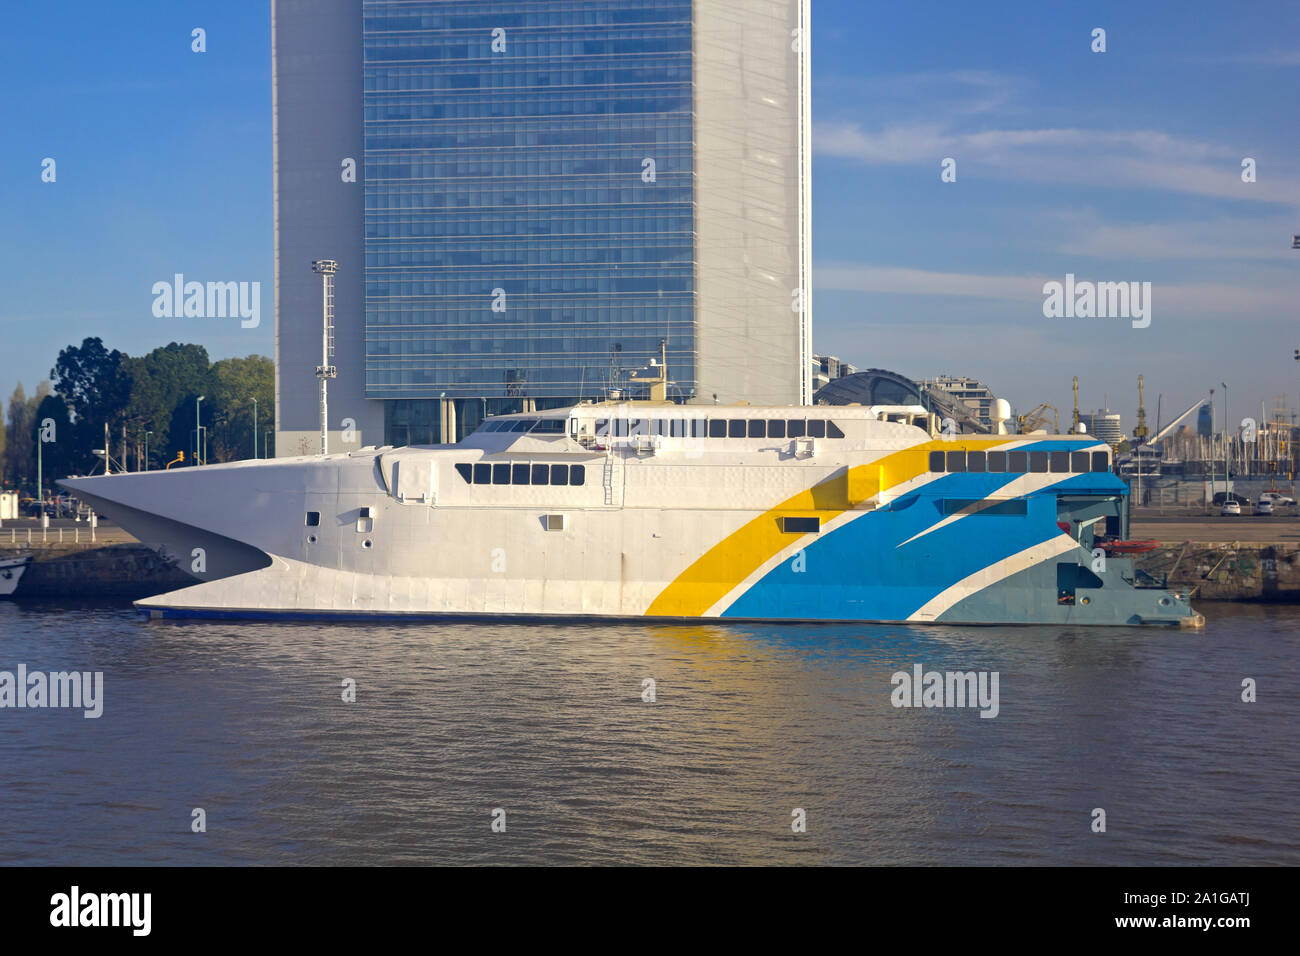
[59,379,1202,628]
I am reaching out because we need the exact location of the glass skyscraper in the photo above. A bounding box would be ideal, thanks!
[273,0,810,452]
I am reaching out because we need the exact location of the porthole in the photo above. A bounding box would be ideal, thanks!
[1080,596,1090,605]
[307,534,317,544]
[362,539,373,549]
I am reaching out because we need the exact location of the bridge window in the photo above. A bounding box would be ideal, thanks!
[552,464,570,485]
[748,419,765,438]
[807,420,826,438]
[929,450,945,472]
[827,421,845,438]
[1071,451,1090,472]
[988,451,1006,472]
[492,463,510,485]
[967,451,987,473]
[1008,451,1028,472]
[1049,451,1071,472]
[305,511,320,526]
[728,419,746,438]
[1091,451,1110,472]
[531,464,549,484]
[454,463,472,483]
[788,420,806,438]
[571,465,586,486]
[511,464,530,484]
[946,450,967,472]
[1029,452,1049,473]
[473,463,490,484]
[708,419,726,438]
[533,419,565,434]
[768,419,787,438]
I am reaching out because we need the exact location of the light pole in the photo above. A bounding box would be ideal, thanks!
[264,428,272,459]
[312,258,338,455]
[195,395,205,466]
[145,431,152,471]
[252,397,258,459]
[1222,382,1229,499]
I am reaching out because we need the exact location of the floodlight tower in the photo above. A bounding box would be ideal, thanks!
[311,259,339,455]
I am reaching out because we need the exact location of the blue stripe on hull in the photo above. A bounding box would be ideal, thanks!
[723,474,1074,621]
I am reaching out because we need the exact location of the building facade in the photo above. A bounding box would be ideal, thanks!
[273,0,812,452]
[919,375,1000,430]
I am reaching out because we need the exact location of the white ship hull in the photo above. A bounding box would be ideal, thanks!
[60,404,1202,627]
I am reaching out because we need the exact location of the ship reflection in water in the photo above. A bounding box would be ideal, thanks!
[0,601,1294,865]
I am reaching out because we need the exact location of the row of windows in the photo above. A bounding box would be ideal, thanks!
[453,462,587,486]
[929,450,1110,474]
[365,246,692,268]
[364,64,692,92]
[481,418,567,434]
[362,185,692,208]
[594,418,846,439]
[363,277,694,295]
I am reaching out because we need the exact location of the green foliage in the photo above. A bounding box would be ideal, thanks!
[11,339,276,480]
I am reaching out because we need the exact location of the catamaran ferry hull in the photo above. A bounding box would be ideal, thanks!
[60,403,1203,629]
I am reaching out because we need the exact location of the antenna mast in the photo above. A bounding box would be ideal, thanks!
[312,259,338,455]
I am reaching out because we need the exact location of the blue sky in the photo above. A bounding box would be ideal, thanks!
[2,0,1298,432]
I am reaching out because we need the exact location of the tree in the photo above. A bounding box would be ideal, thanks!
[206,355,274,462]
[50,337,127,425]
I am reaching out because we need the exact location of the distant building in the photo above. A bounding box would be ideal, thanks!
[918,376,1000,429]
[1197,403,1213,438]
[1086,410,1124,447]
[811,354,858,393]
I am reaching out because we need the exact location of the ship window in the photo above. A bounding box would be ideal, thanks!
[748,419,765,438]
[768,419,786,439]
[929,451,945,472]
[691,419,707,438]
[595,419,610,437]
[613,419,627,437]
[708,419,726,438]
[728,419,746,438]
[492,463,510,485]
[1029,452,1049,473]
[967,451,987,473]
[512,463,530,484]
[1008,451,1028,472]
[551,464,569,485]
[781,516,821,534]
[827,421,845,438]
[512,419,538,432]
[807,420,827,438]
[455,463,472,484]
[627,419,644,436]
[788,420,806,438]
[942,498,1027,516]
[988,451,1007,472]
[571,465,586,486]
[1091,451,1110,472]
[533,419,565,434]
[531,464,549,484]
[1050,451,1070,472]
[1071,452,1090,472]
[946,451,966,472]
[305,511,320,527]
[473,463,491,484]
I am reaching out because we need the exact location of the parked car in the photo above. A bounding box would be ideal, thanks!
[1256,500,1275,516]
[1259,491,1296,507]
[1212,491,1249,506]
[1221,501,1242,516]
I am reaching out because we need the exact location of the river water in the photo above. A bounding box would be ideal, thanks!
[0,600,1295,865]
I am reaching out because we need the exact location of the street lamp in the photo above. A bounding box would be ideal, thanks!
[145,431,152,471]
[1222,382,1229,498]
[195,395,205,466]
[252,397,258,459]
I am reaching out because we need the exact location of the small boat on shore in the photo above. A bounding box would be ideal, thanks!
[0,554,32,598]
